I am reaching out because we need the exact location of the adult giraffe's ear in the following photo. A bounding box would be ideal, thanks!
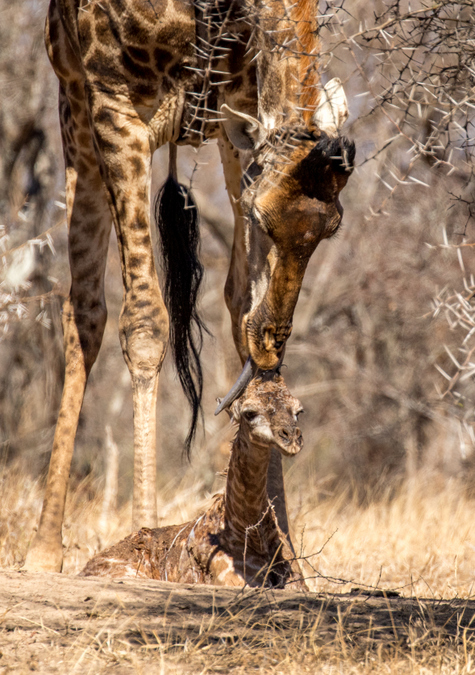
[220,104,262,150]
[313,78,349,136]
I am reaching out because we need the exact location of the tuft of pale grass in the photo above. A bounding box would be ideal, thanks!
[294,473,475,599]
[0,460,60,569]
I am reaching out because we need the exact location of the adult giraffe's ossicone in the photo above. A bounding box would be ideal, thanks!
[23,0,354,572]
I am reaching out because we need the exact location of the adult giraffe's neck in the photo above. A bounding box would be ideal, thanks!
[224,431,272,549]
[255,0,320,127]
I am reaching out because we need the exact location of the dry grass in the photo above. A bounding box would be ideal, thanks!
[2,465,475,673]
[295,476,475,600]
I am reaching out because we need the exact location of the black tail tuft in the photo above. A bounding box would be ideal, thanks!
[155,175,207,457]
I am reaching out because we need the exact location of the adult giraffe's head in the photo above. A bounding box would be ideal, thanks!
[222,79,355,373]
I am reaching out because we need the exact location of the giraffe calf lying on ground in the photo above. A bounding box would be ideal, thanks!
[81,374,307,589]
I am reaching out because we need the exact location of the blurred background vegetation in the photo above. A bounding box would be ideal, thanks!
[1,0,475,515]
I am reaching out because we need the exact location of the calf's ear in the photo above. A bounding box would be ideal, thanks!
[228,399,242,424]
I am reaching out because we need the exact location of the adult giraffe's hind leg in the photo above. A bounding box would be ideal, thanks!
[23,84,113,572]
[86,87,169,531]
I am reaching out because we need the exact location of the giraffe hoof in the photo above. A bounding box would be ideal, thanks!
[22,538,63,573]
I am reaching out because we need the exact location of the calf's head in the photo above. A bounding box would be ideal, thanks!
[231,374,304,457]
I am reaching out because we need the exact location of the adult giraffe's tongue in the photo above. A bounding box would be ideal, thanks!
[214,356,255,416]
[214,351,285,416]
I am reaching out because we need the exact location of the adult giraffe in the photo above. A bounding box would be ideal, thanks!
[24,0,354,572]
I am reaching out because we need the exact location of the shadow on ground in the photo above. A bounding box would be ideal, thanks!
[1,571,474,673]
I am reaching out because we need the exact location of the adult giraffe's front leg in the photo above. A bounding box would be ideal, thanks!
[88,91,169,532]
[217,134,250,364]
[217,132,293,547]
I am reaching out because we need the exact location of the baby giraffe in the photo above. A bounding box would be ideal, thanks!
[81,374,306,589]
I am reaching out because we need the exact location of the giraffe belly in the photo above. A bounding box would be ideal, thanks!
[49,0,259,149]
[50,0,200,144]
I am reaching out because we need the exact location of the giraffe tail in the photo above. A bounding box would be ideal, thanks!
[154,144,207,456]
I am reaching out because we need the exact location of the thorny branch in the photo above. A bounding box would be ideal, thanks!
[314,0,475,451]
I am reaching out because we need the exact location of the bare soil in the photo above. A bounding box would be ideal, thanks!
[1,570,475,673]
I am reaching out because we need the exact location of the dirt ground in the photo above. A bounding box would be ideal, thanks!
[1,570,475,674]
